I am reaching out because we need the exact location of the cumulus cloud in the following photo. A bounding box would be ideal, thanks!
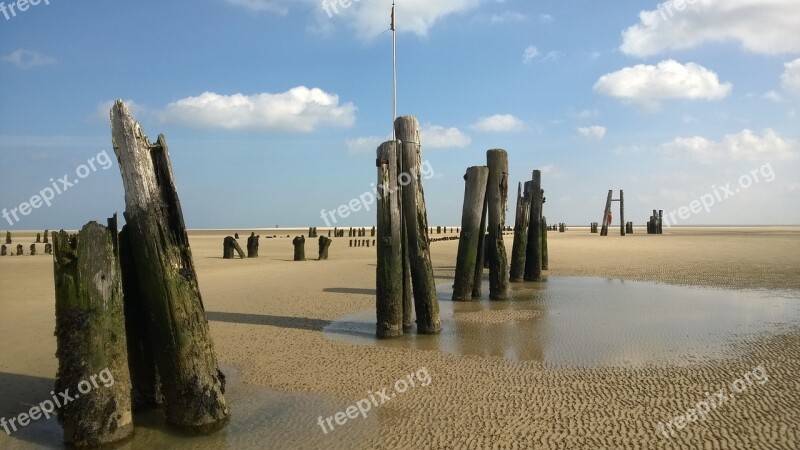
[620,0,800,57]
[421,124,471,148]
[577,126,607,140]
[159,87,356,132]
[346,135,384,155]
[661,129,799,164]
[782,59,800,95]
[593,60,732,110]
[471,114,524,132]
[1,49,56,69]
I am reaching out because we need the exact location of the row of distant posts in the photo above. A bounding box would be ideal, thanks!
[1,231,53,255]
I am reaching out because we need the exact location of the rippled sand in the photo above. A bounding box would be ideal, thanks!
[0,227,798,449]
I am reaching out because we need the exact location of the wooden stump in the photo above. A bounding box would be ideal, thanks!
[293,236,306,261]
[0,244,5,256]
[223,236,245,259]
[29,243,36,256]
[376,141,404,338]
[524,170,543,281]
[111,100,228,430]
[44,230,49,244]
[396,116,440,334]
[510,181,531,282]
[246,232,259,258]
[52,223,133,446]
[36,233,41,243]
[16,244,23,255]
[453,166,489,301]
[318,236,332,260]
[5,231,10,244]
[486,149,510,300]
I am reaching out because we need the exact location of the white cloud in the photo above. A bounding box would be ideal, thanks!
[574,109,598,119]
[346,136,384,155]
[1,49,56,69]
[661,129,799,164]
[539,14,554,23]
[620,0,800,57]
[782,59,800,95]
[577,126,607,140]
[593,60,732,110]
[342,0,481,39]
[490,11,525,25]
[159,87,356,132]
[522,46,539,64]
[421,125,471,149]
[471,114,524,132]
[225,0,288,13]
[762,91,783,103]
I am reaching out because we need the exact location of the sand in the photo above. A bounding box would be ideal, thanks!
[1,227,798,448]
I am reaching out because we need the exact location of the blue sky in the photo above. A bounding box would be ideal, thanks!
[1,0,798,230]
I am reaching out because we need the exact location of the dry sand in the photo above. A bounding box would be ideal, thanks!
[1,227,799,449]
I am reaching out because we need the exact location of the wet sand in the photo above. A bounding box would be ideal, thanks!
[0,227,798,448]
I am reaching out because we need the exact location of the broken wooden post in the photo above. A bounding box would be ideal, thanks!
[486,149,510,300]
[396,116,440,334]
[524,170,543,281]
[376,141,404,338]
[111,100,228,429]
[16,244,23,255]
[43,230,49,244]
[0,245,6,256]
[52,223,133,446]
[5,231,10,244]
[318,236,332,260]
[453,166,489,301]
[36,233,41,243]
[246,232,259,258]
[29,243,36,256]
[541,217,549,271]
[510,181,531,282]
[293,236,306,261]
[223,236,245,259]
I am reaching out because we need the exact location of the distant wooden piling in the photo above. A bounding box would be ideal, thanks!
[452,166,489,301]
[486,149,510,300]
[619,190,626,236]
[52,223,133,447]
[43,230,49,244]
[36,233,41,243]
[524,171,543,281]
[293,236,306,261]
[16,244,23,256]
[5,231,10,244]
[111,100,228,429]
[246,232,259,258]
[223,236,245,259]
[600,190,613,236]
[318,236,332,260]
[0,245,6,256]
[396,116,440,334]
[376,141,404,338]
[510,181,531,282]
[29,243,36,255]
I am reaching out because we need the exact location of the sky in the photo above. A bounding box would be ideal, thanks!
[1,0,799,230]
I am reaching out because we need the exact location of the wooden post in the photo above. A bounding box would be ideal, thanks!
[111,100,228,429]
[472,197,488,297]
[52,223,133,446]
[600,190,613,236]
[1,244,6,256]
[452,166,489,301]
[223,236,245,259]
[29,243,36,255]
[524,171,543,281]
[510,181,531,282]
[293,236,306,261]
[16,244,23,255]
[486,149,510,300]
[246,232,259,258]
[396,116,440,334]
[318,236,332,260]
[658,210,664,234]
[541,217,549,270]
[43,230,49,244]
[376,141,403,338]
[36,233,41,243]
[5,231,10,244]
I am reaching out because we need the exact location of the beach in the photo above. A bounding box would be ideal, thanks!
[1,226,798,448]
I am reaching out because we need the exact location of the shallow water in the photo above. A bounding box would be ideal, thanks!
[325,277,800,367]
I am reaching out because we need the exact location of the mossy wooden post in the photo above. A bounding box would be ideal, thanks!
[16,244,23,255]
[293,236,306,261]
[318,236,332,260]
[43,230,49,244]
[472,198,488,297]
[396,144,414,333]
[223,236,245,259]
[486,149,510,300]
[376,141,403,338]
[111,100,228,429]
[36,233,41,243]
[52,223,133,447]
[5,231,10,244]
[453,166,489,301]
[118,225,159,411]
[395,116,440,334]
[247,232,259,258]
[29,243,36,255]
[510,181,531,282]
[0,245,6,256]
[524,170,543,281]
[541,217,549,270]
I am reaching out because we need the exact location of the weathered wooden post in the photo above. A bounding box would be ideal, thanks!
[0,244,6,256]
[43,230,49,244]
[619,190,626,236]
[234,232,239,239]
[524,171,543,281]
[396,116,440,334]
[600,190,613,236]
[52,223,133,446]
[29,243,36,255]
[541,217,549,271]
[486,149,510,300]
[376,141,404,338]
[658,210,664,234]
[223,236,245,259]
[318,236,332,260]
[452,166,489,301]
[293,236,306,261]
[5,231,10,244]
[510,181,531,282]
[111,100,228,429]
[36,233,41,243]
[16,244,23,255]
[472,198,488,297]
[246,232,259,258]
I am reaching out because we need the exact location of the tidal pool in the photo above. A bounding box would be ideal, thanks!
[324,277,800,367]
